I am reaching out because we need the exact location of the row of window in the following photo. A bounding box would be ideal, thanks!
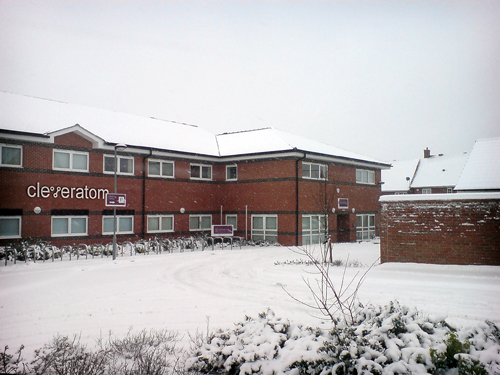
[2,144,376,184]
[422,188,454,194]
[302,163,376,185]
[0,144,222,180]
[0,214,240,239]
[395,188,454,195]
[1,214,375,242]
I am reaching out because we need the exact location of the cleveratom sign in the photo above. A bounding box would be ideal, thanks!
[27,182,109,200]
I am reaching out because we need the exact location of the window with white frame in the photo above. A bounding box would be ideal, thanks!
[53,150,88,172]
[104,155,134,175]
[251,215,278,242]
[0,144,22,167]
[356,169,375,184]
[147,215,174,233]
[422,188,432,194]
[148,160,174,178]
[302,215,326,246]
[226,214,237,230]
[190,164,212,180]
[0,216,21,238]
[356,214,375,241]
[338,198,349,209]
[103,215,134,234]
[226,165,237,181]
[447,187,453,194]
[52,216,88,237]
[302,162,327,180]
[189,215,212,231]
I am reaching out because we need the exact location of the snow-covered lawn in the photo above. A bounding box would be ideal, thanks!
[1,241,499,358]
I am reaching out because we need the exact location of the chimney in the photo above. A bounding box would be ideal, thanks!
[424,147,431,158]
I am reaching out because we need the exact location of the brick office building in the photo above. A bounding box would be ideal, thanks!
[0,92,390,247]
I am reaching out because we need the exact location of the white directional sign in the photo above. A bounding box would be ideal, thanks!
[105,193,127,207]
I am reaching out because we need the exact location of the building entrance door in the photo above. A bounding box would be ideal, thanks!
[337,214,350,242]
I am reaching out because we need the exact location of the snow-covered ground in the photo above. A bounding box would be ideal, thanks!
[1,241,499,357]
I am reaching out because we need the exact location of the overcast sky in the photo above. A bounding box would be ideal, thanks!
[1,0,499,162]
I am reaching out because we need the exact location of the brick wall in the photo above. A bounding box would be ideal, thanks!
[380,193,500,265]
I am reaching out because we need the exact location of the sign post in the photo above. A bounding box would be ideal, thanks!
[106,193,126,260]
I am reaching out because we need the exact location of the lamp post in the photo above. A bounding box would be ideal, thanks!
[113,143,127,260]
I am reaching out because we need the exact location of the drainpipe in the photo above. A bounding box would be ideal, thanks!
[142,149,153,239]
[295,151,307,246]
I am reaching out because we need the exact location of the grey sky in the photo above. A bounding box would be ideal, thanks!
[1,0,499,162]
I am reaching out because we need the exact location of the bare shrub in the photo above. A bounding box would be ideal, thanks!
[283,246,378,324]
[1,345,29,374]
[106,328,183,375]
[30,335,110,375]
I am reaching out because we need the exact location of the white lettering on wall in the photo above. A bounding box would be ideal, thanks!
[27,182,109,200]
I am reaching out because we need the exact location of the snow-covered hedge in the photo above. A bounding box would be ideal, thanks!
[2,302,499,374]
[186,302,500,375]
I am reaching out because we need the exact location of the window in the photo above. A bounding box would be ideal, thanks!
[251,215,278,242]
[356,214,375,241]
[302,215,326,245]
[356,169,375,184]
[52,216,88,237]
[0,144,22,167]
[447,188,453,194]
[226,165,237,181]
[189,215,212,231]
[422,188,432,194]
[0,217,21,238]
[302,163,327,180]
[148,160,174,178]
[226,214,237,230]
[53,150,89,172]
[103,215,134,234]
[190,164,212,180]
[104,155,134,175]
[338,198,349,209]
[147,215,174,233]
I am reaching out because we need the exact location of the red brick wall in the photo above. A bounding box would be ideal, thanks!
[55,132,93,148]
[380,195,500,265]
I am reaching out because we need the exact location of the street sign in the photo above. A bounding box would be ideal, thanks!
[106,193,127,207]
[211,224,234,237]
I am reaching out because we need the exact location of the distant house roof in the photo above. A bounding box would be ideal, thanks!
[454,137,500,191]
[381,159,419,192]
[0,91,389,167]
[382,151,469,193]
[411,152,469,188]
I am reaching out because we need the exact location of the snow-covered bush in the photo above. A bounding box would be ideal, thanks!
[186,303,500,375]
[3,305,499,374]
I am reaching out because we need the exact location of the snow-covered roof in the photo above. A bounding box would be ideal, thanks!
[0,91,388,166]
[410,152,469,188]
[382,151,470,192]
[0,91,220,156]
[454,137,500,191]
[216,127,386,164]
[381,159,419,192]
